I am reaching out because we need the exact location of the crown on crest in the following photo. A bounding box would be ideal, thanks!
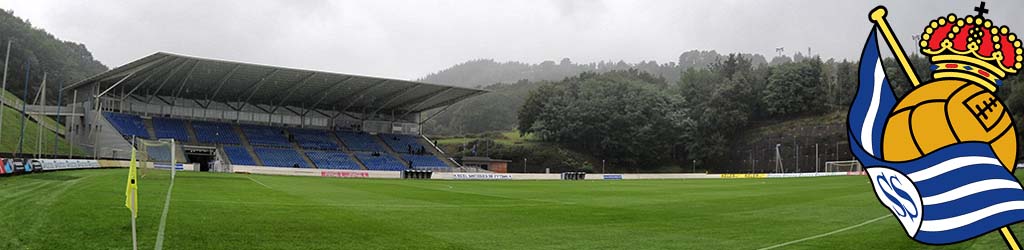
[919,2,1022,91]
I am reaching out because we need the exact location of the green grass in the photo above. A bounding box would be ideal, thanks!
[1,89,65,133]
[1,169,1021,249]
[0,104,85,156]
[437,131,541,146]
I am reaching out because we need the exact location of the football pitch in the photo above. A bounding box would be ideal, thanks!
[1,169,1021,249]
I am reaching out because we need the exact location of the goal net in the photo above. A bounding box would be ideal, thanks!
[135,138,180,179]
[824,160,862,173]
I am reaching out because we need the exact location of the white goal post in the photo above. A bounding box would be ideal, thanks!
[824,160,862,172]
[134,138,179,179]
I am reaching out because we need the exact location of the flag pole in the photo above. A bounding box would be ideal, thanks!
[1,40,11,146]
[869,6,922,87]
[128,138,138,250]
[870,6,1019,249]
[130,187,138,250]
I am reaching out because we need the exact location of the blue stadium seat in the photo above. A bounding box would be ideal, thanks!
[104,112,149,139]
[306,151,361,170]
[254,147,309,168]
[381,133,426,153]
[355,152,406,171]
[152,117,191,142]
[337,132,385,152]
[241,125,291,147]
[400,154,449,169]
[191,121,241,144]
[223,146,255,166]
[290,129,340,150]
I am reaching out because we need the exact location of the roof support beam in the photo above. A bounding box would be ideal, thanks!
[397,87,454,117]
[250,104,272,114]
[303,76,353,114]
[118,57,182,101]
[119,74,154,102]
[224,102,243,111]
[153,95,173,106]
[418,103,455,125]
[146,59,191,103]
[171,60,200,103]
[205,64,242,107]
[94,72,136,99]
[281,106,304,116]
[91,54,172,86]
[338,79,387,111]
[111,56,174,101]
[420,90,482,111]
[369,84,423,115]
[271,72,317,113]
[237,69,280,108]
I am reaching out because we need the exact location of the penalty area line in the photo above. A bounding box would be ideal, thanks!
[247,176,272,189]
[756,214,891,250]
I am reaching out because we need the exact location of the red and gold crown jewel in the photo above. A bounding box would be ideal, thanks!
[920,4,1022,92]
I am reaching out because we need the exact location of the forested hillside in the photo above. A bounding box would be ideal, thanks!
[0,9,108,105]
[418,50,769,135]
[0,9,102,156]
[430,51,1024,172]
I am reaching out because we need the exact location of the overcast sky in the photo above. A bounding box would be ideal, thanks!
[1,0,1022,80]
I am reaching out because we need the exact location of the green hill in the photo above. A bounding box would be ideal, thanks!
[0,9,107,157]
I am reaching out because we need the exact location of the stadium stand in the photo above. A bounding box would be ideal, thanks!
[337,131,385,152]
[306,151,361,170]
[290,129,340,150]
[380,133,425,153]
[152,117,191,142]
[254,147,309,168]
[240,125,290,147]
[355,152,406,171]
[400,154,449,169]
[192,121,242,144]
[104,112,149,139]
[223,146,256,166]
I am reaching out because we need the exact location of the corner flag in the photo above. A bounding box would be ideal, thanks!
[125,148,138,218]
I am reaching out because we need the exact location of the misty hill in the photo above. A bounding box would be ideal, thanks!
[0,9,108,105]
[418,50,792,135]
[418,50,782,89]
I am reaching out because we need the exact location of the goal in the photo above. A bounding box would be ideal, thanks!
[824,160,862,173]
[135,138,180,179]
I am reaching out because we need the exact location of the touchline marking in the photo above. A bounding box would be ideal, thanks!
[247,176,272,189]
[757,214,891,250]
[154,176,176,250]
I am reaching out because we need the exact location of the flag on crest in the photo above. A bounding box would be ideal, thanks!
[849,27,1024,245]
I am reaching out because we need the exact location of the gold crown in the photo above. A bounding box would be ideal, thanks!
[919,10,1022,91]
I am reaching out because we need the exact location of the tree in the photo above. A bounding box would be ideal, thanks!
[518,70,685,167]
[762,59,826,116]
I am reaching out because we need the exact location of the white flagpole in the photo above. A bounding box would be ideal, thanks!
[129,136,138,250]
[130,188,138,250]
[170,138,176,180]
[36,73,46,158]
[1,40,11,146]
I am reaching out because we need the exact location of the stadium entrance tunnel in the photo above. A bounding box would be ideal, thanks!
[184,146,217,172]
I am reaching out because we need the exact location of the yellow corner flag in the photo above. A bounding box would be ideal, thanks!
[125,147,138,218]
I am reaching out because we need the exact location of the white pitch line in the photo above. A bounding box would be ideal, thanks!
[247,176,272,189]
[757,214,891,250]
[154,176,176,250]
